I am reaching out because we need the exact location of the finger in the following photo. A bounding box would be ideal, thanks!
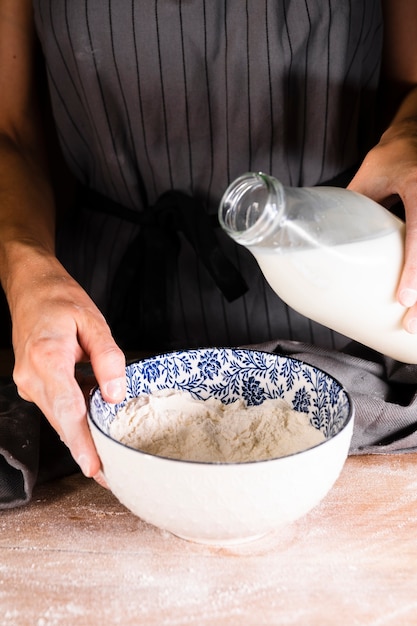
[94,349,126,403]
[79,325,127,404]
[347,161,394,205]
[402,303,417,334]
[93,470,109,489]
[397,229,417,310]
[395,185,417,309]
[349,157,417,314]
[14,349,102,478]
[51,383,102,477]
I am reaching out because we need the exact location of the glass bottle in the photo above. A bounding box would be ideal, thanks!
[218,172,416,363]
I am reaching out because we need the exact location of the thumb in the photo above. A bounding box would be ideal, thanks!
[93,344,127,403]
[84,330,127,403]
[347,165,391,205]
[76,306,127,402]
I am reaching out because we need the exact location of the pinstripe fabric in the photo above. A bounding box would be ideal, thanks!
[33,0,383,351]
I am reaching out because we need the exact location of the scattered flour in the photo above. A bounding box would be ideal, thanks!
[109,390,325,462]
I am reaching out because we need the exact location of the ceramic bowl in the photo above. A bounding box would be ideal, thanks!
[88,348,354,545]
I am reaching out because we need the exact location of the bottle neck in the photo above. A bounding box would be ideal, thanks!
[218,172,285,246]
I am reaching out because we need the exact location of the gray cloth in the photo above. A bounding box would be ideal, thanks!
[0,379,78,509]
[1,340,417,509]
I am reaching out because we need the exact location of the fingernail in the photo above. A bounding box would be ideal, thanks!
[104,378,125,402]
[93,470,109,489]
[77,454,93,477]
[400,288,417,308]
[407,318,417,334]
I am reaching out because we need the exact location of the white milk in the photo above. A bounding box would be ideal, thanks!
[253,224,417,363]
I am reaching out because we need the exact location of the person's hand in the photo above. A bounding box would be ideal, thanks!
[348,116,417,334]
[10,256,126,482]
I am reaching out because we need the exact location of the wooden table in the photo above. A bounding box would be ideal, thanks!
[1,453,417,625]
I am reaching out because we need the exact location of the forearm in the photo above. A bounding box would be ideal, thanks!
[0,0,61,303]
[0,131,59,302]
[375,0,417,131]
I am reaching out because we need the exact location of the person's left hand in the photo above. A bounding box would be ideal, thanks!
[348,115,417,334]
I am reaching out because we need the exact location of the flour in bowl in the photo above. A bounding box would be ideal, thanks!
[109,390,325,463]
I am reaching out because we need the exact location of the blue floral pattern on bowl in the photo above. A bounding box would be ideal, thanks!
[89,348,352,440]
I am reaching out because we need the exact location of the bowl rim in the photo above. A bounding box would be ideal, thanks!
[87,347,355,466]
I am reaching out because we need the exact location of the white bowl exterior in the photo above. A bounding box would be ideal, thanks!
[88,348,354,544]
[90,413,353,544]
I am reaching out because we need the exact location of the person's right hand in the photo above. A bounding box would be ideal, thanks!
[9,254,126,481]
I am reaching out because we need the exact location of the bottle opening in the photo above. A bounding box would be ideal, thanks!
[218,172,283,245]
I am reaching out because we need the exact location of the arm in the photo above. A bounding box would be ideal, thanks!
[0,0,126,479]
[348,0,417,333]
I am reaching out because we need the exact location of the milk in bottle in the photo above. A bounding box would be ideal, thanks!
[218,172,416,363]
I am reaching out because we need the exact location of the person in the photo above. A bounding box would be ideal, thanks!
[0,0,417,485]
